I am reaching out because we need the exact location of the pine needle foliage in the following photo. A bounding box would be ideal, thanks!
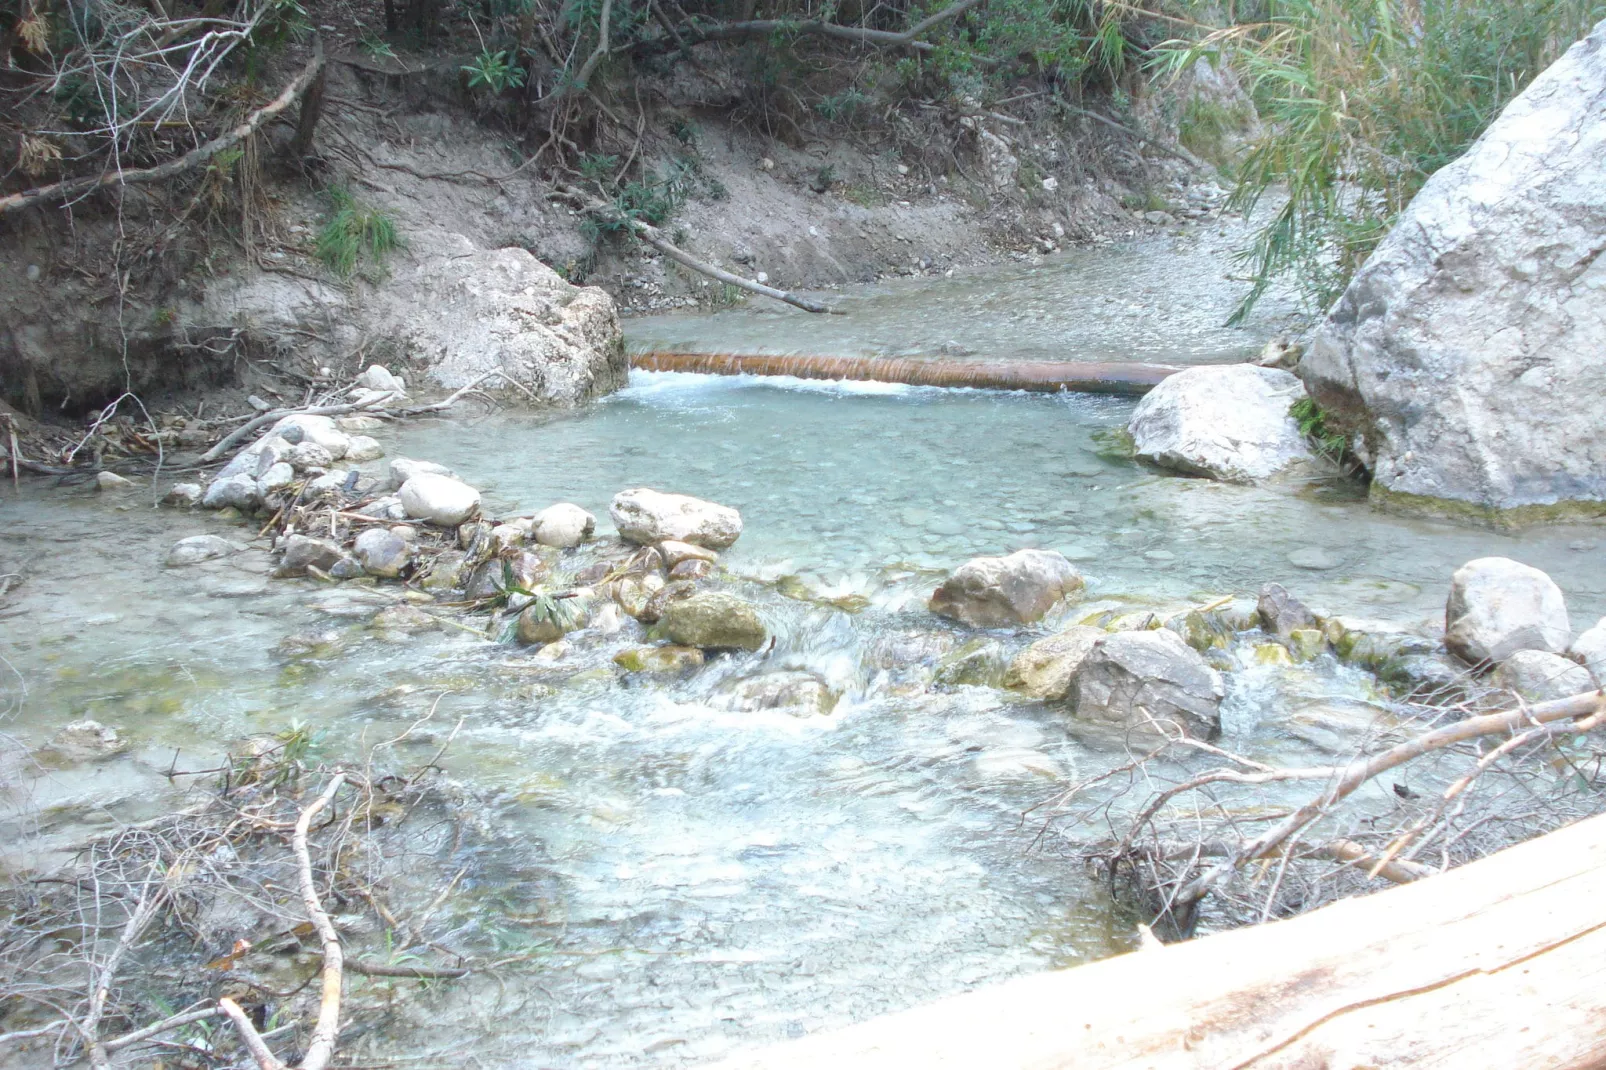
[1156,0,1606,323]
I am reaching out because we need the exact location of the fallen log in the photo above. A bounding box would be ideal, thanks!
[706,809,1606,1069]
[632,350,1179,395]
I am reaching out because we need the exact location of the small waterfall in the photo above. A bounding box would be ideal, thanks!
[631,350,1179,395]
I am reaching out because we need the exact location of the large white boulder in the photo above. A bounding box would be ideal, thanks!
[1128,364,1319,484]
[399,473,481,526]
[1301,20,1606,520]
[610,489,743,549]
[1445,557,1571,666]
[929,549,1083,628]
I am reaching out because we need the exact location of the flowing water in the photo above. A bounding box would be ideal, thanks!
[3,231,1603,1067]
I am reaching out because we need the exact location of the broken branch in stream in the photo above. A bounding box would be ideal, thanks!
[1074,687,1606,932]
[554,185,840,314]
[1170,690,1606,909]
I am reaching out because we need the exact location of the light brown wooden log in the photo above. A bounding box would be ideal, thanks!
[705,812,1606,1069]
[632,350,1179,395]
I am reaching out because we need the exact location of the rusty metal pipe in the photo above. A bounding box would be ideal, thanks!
[631,351,1178,395]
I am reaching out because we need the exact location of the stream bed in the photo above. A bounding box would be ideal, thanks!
[3,233,1604,1067]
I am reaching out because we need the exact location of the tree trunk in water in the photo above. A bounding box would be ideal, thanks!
[706,811,1606,1069]
[632,351,1178,395]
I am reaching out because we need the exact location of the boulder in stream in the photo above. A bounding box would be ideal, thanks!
[614,645,704,676]
[717,671,837,716]
[1069,629,1225,740]
[1003,626,1106,700]
[1445,557,1571,666]
[388,457,456,490]
[1572,617,1606,683]
[659,591,767,651]
[610,489,743,549]
[1258,583,1318,639]
[202,473,262,511]
[1128,364,1320,484]
[354,528,411,578]
[399,473,481,526]
[276,534,354,578]
[532,503,597,548]
[1494,650,1594,703]
[1299,21,1606,521]
[165,534,238,567]
[162,482,203,507]
[928,549,1083,628]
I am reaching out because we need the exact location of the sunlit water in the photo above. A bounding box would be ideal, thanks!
[2,233,1603,1067]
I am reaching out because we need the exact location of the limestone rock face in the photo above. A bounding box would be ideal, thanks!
[1445,557,1571,665]
[1069,629,1226,740]
[1129,364,1319,484]
[659,591,767,650]
[399,473,481,526]
[383,247,625,403]
[194,240,626,406]
[929,549,1083,628]
[1300,21,1606,519]
[610,489,743,549]
[1003,626,1106,700]
[1494,650,1594,702]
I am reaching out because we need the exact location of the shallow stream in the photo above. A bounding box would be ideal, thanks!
[3,230,1603,1067]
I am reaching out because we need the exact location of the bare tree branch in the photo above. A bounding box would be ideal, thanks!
[1,37,325,216]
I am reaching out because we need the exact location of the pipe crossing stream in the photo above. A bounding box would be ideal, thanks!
[631,350,1179,394]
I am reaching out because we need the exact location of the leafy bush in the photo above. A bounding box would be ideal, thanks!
[1158,0,1606,323]
[1290,396,1347,461]
[315,188,401,278]
[462,49,527,93]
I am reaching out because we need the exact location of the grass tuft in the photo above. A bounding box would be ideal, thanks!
[315,187,401,278]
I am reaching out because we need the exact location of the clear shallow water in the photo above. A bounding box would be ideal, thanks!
[390,372,1606,628]
[3,232,1604,1066]
[629,225,1300,365]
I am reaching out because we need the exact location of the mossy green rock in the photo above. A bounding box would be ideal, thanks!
[1287,628,1326,662]
[934,638,1009,688]
[613,645,705,676]
[659,592,767,651]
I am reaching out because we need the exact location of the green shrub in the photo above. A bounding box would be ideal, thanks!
[1289,396,1347,460]
[1157,0,1606,323]
[315,188,401,278]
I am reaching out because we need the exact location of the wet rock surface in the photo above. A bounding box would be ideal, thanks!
[610,488,744,549]
[659,591,767,650]
[928,549,1082,628]
[1003,626,1105,700]
[1069,629,1226,740]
